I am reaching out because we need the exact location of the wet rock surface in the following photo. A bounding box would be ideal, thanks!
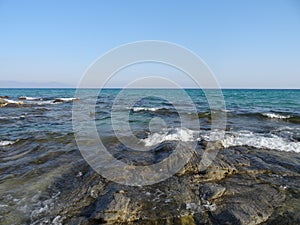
[0,96,24,107]
[47,143,300,225]
[0,98,9,107]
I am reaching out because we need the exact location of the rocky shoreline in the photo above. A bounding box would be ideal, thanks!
[41,141,300,225]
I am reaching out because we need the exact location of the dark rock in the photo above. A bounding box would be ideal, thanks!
[53,98,79,103]
[200,183,226,200]
[53,99,64,103]
[43,144,300,224]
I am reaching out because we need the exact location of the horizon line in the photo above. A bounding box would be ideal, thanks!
[0,87,299,90]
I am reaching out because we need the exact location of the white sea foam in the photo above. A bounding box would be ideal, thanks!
[34,100,56,105]
[221,109,233,113]
[19,96,42,101]
[28,98,79,105]
[0,115,25,120]
[262,113,291,119]
[131,107,160,112]
[221,130,300,153]
[0,140,16,146]
[4,99,24,104]
[142,128,197,146]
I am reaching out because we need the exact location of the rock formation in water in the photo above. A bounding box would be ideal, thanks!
[0,97,24,107]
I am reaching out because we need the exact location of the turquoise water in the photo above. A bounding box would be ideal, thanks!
[0,88,299,224]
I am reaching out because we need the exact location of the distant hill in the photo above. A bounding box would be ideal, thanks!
[0,81,74,88]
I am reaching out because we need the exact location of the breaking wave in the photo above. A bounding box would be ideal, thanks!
[0,140,16,146]
[19,96,42,101]
[142,128,197,147]
[262,113,291,119]
[131,107,160,112]
[221,130,300,153]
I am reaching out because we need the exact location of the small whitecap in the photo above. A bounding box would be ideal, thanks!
[262,113,291,119]
[131,107,159,112]
[0,140,16,146]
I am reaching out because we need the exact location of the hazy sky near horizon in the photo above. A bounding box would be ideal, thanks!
[0,0,300,88]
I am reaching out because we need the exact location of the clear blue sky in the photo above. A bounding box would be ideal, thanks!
[0,0,299,88]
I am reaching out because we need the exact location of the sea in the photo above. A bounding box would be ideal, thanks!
[0,88,299,224]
